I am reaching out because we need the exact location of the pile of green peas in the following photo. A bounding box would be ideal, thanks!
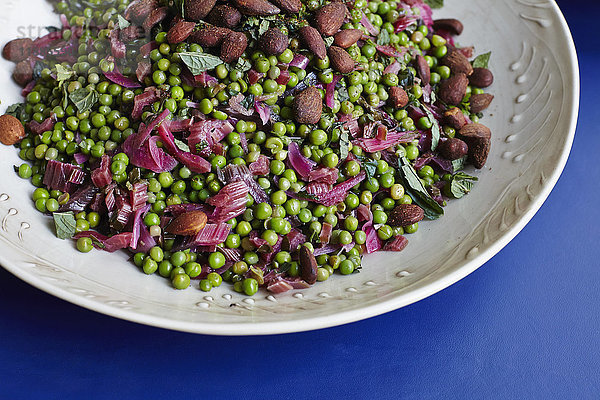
[10,0,488,296]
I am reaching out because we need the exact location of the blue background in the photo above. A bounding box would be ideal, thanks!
[1,1,597,398]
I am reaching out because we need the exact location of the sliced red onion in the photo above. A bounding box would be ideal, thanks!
[290,54,309,70]
[383,61,402,75]
[352,131,418,152]
[254,101,271,125]
[325,74,342,109]
[104,70,142,88]
[288,141,316,179]
[158,124,211,173]
[361,12,379,36]
[193,223,231,246]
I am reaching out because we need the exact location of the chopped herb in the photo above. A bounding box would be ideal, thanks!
[324,36,334,47]
[451,156,468,172]
[53,212,76,240]
[5,103,23,117]
[69,87,99,113]
[339,129,350,162]
[174,138,190,153]
[424,0,444,8]
[240,94,255,111]
[55,64,75,86]
[362,160,379,180]
[448,172,478,198]
[178,52,223,75]
[421,103,440,151]
[397,156,444,219]
[376,29,391,46]
[472,51,491,69]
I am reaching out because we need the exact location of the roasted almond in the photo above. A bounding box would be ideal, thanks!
[298,245,318,285]
[314,2,347,36]
[220,31,248,63]
[443,107,468,130]
[328,46,355,74]
[298,26,327,60]
[389,204,425,227]
[459,123,492,169]
[469,93,494,113]
[207,5,242,28]
[185,0,217,20]
[442,47,473,76]
[165,211,208,236]
[126,0,158,22]
[415,55,430,85]
[232,0,280,16]
[142,6,168,32]
[469,67,494,88]
[270,0,301,13]
[439,73,468,105]
[333,29,362,48]
[13,60,33,87]
[389,86,409,109]
[433,18,464,35]
[167,20,196,44]
[2,38,33,62]
[189,26,232,47]
[438,138,468,160]
[259,27,288,56]
[0,114,25,146]
[292,86,322,124]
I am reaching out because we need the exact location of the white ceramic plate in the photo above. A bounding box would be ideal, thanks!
[0,0,578,335]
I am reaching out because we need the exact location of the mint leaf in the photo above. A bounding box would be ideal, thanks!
[240,94,255,111]
[397,156,444,219]
[55,64,75,86]
[117,15,130,30]
[324,36,334,47]
[174,138,190,153]
[362,160,379,180]
[421,103,440,151]
[472,52,491,69]
[69,87,99,113]
[339,129,350,163]
[451,156,467,173]
[424,0,444,8]
[179,52,223,75]
[53,212,76,240]
[376,29,390,46]
[448,172,478,199]
[5,103,23,117]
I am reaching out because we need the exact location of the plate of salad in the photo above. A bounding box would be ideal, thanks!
[0,0,578,335]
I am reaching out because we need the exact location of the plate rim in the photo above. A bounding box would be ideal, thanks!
[0,0,580,335]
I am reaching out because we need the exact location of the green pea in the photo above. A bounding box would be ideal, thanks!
[405,222,419,234]
[172,273,190,290]
[77,237,93,253]
[208,252,226,269]
[339,260,355,275]
[242,278,259,296]
[185,262,202,278]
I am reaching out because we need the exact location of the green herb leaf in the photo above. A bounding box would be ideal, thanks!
[233,57,252,72]
[451,156,467,173]
[398,156,444,219]
[179,52,224,75]
[53,212,76,240]
[170,0,186,17]
[259,20,270,36]
[195,141,209,153]
[278,262,293,274]
[397,68,414,88]
[363,160,379,180]
[421,103,440,151]
[240,94,255,111]
[472,51,491,69]
[55,64,75,86]
[339,129,350,162]
[376,29,391,46]
[174,138,190,152]
[117,15,130,29]
[324,36,334,47]
[69,87,99,113]
[5,103,23,117]
[424,0,444,9]
[448,172,478,199]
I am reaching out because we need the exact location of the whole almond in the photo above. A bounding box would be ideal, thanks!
[438,138,468,160]
[165,211,208,236]
[298,245,317,285]
[0,114,25,146]
[298,26,327,60]
[333,29,362,48]
[415,55,430,85]
[442,47,473,76]
[13,60,33,87]
[185,0,217,20]
[259,27,288,56]
[120,25,145,42]
[293,86,322,124]
[328,46,355,74]
[443,107,468,129]
[389,204,425,227]
[142,6,168,32]
[126,0,158,22]
[459,123,491,169]
[469,93,494,113]
[314,2,347,36]
[433,18,464,35]
[167,20,196,44]
[232,0,280,16]
[469,67,494,88]
[389,86,409,109]
[2,38,33,62]
[270,0,301,13]
[220,31,248,63]
[439,73,468,105]
[207,5,242,28]
[190,26,232,47]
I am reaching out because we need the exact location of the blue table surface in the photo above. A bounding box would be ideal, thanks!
[1,1,597,399]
